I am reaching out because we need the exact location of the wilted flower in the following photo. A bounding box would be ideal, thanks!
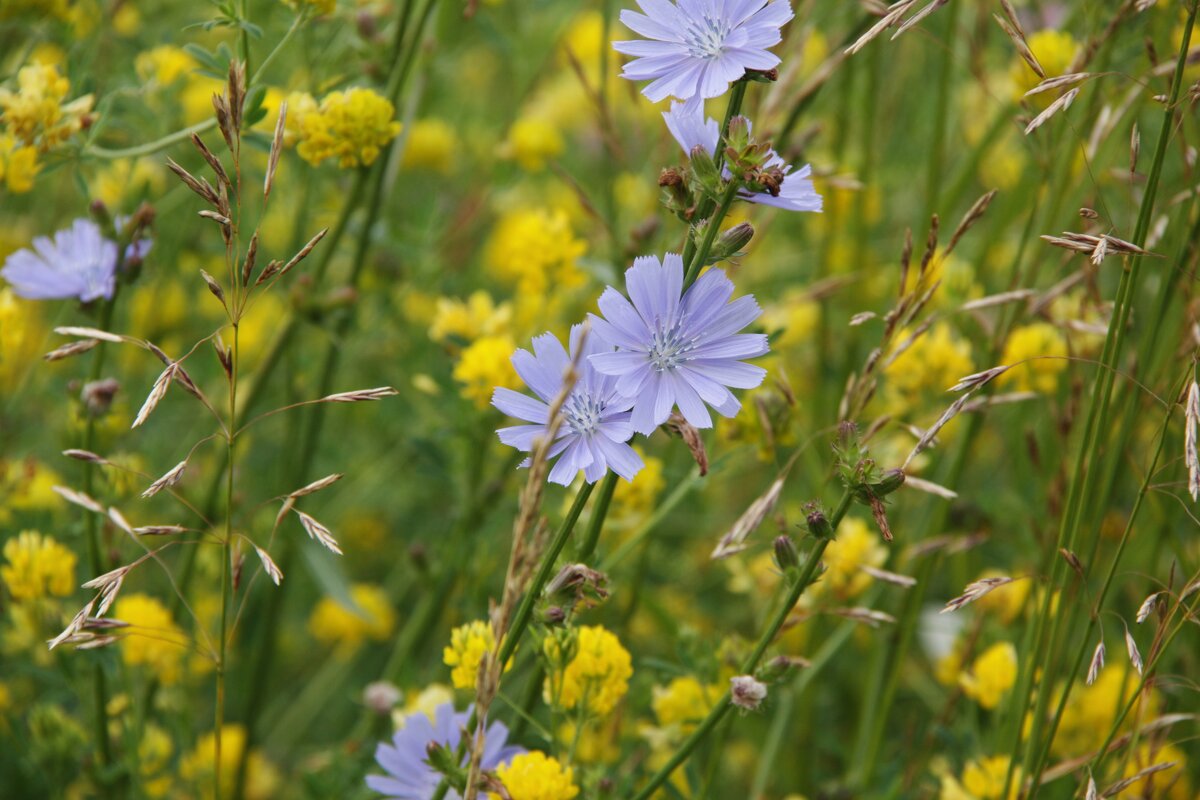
[588,253,768,434]
[613,0,793,103]
[663,101,821,212]
[493,325,644,486]
[366,702,523,799]
[729,674,767,710]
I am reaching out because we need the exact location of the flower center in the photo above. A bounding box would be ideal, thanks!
[683,14,730,60]
[647,317,696,373]
[563,391,605,436]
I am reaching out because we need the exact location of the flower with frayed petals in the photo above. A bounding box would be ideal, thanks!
[663,100,822,212]
[367,702,523,800]
[613,0,793,103]
[588,253,767,435]
[493,325,644,486]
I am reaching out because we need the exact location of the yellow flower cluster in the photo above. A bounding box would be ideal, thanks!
[501,116,565,171]
[814,517,887,601]
[544,625,632,717]
[493,751,579,800]
[610,449,665,521]
[138,724,174,798]
[291,87,402,168]
[940,755,1018,800]
[886,323,973,407]
[1045,665,1150,757]
[1,531,76,602]
[180,725,281,800]
[114,594,187,685]
[135,45,195,85]
[452,334,519,408]
[308,583,396,650]
[430,291,512,344]
[998,323,1068,394]
[0,63,92,192]
[444,619,495,690]
[281,0,336,16]
[485,207,586,297]
[959,642,1017,710]
[652,675,722,735]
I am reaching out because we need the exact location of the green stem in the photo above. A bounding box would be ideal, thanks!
[683,178,740,288]
[573,472,617,562]
[682,80,747,272]
[216,319,239,800]
[631,490,853,800]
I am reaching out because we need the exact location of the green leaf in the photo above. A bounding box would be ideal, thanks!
[298,541,361,614]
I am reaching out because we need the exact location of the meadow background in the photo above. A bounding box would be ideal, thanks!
[1,0,1199,798]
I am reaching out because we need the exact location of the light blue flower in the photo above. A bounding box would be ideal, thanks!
[493,325,644,486]
[613,0,794,103]
[588,252,768,435]
[366,703,522,800]
[1,219,150,303]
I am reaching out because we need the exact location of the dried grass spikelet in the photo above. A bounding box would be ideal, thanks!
[1025,88,1080,135]
[941,576,1017,613]
[265,100,287,201]
[829,606,897,627]
[1087,638,1106,685]
[54,325,125,344]
[1185,381,1200,502]
[295,510,342,555]
[1024,72,1094,99]
[1124,625,1144,674]
[48,600,96,650]
[132,362,178,428]
[52,485,105,514]
[254,545,283,585]
[666,412,709,476]
[711,473,788,559]
[860,565,917,587]
[903,475,958,499]
[1100,762,1177,798]
[190,132,231,191]
[63,448,108,465]
[1136,591,1162,624]
[890,0,949,41]
[142,460,187,498]
[846,1,917,56]
[134,525,188,536]
[289,473,344,498]
[319,386,398,403]
[1041,231,1156,264]
[44,338,100,361]
[995,0,1042,77]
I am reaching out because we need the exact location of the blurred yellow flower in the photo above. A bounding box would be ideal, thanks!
[959,642,1017,710]
[940,755,1018,800]
[115,594,187,684]
[544,625,632,717]
[886,322,973,405]
[182,74,227,125]
[444,619,495,690]
[557,719,620,765]
[180,725,281,800]
[652,676,722,735]
[0,63,93,150]
[610,448,664,522]
[452,334,519,408]
[429,291,512,344]
[501,116,565,171]
[295,87,401,168]
[762,290,820,351]
[815,517,886,601]
[139,724,174,798]
[1122,741,1191,800]
[136,46,197,85]
[0,134,40,192]
[282,0,336,15]
[485,207,586,296]
[93,158,165,209]
[0,288,45,389]
[998,322,1067,394]
[308,583,396,650]
[393,683,454,729]
[401,117,459,173]
[1,531,76,601]
[493,751,578,800]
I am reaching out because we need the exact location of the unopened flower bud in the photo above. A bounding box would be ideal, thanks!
[773,534,799,572]
[658,167,683,187]
[759,654,808,683]
[363,681,402,715]
[687,146,721,197]
[871,468,905,497]
[424,742,466,790]
[711,221,754,261]
[543,606,566,625]
[805,508,832,539]
[89,200,111,228]
[725,115,751,151]
[729,674,767,711]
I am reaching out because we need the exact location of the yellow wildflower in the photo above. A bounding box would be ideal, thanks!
[135,45,195,85]
[429,291,512,344]
[393,683,454,729]
[282,91,319,146]
[1,531,76,601]
[998,323,1068,394]
[493,751,579,800]
[484,207,586,296]
[139,724,174,798]
[93,158,165,210]
[1049,665,1153,757]
[452,334,519,409]
[308,583,396,650]
[886,322,973,407]
[940,756,1018,800]
[501,116,564,171]
[181,74,226,125]
[544,625,632,717]
[815,517,887,601]
[959,642,1017,710]
[401,117,459,173]
[0,63,94,150]
[761,291,821,351]
[180,725,281,800]
[0,134,40,192]
[559,11,604,66]
[556,719,620,764]
[444,620,495,690]
[0,288,45,391]
[295,87,402,168]
[1122,741,1191,800]
[2,459,62,513]
[114,594,187,684]
[652,676,722,735]
[1011,30,1080,104]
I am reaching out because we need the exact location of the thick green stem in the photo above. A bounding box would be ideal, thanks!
[631,490,853,800]
[683,178,741,288]
[573,472,618,562]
